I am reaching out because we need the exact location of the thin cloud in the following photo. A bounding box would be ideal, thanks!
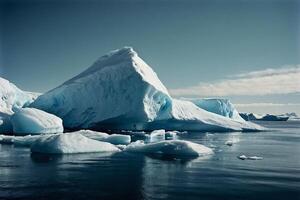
[170,65,300,97]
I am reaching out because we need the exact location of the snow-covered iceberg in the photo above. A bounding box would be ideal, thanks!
[30,47,263,132]
[0,77,39,133]
[11,108,63,135]
[125,140,213,157]
[31,132,120,154]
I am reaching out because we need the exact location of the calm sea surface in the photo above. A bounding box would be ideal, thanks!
[0,121,299,200]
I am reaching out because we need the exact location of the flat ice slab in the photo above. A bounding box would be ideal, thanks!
[125,140,213,157]
[31,133,120,154]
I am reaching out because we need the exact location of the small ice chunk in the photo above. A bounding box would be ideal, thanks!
[238,155,263,160]
[238,155,247,160]
[165,131,177,140]
[225,141,233,146]
[248,156,263,160]
[145,129,166,143]
[125,140,213,157]
[31,133,120,154]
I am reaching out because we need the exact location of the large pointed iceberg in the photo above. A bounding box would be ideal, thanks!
[31,47,263,132]
[0,77,39,133]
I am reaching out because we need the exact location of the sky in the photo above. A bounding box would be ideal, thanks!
[0,0,299,114]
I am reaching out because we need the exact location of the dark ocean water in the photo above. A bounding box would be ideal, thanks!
[0,121,299,200]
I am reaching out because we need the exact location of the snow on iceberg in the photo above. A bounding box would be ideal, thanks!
[190,98,244,122]
[11,108,63,135]
[0,77,39,133]
[77,130,131,145]
[31,132,120,154]
[30,47,263,132]
[125,140,213,157]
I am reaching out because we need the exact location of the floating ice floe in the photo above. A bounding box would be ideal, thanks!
[225,138,240,146]
[31,133,120,154]
[11,108,63,135]
[125,140,213,157]
[238,155,263,160]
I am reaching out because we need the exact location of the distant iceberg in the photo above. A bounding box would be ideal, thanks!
[30,47,263,132]
[239,112,289,121]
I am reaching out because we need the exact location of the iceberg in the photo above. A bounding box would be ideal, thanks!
[240,113,289,121]
[125,140,213,157]
[0,77,39,133]
[77,130,131,145]
[31,132,120,154]
[11,108,63,135]
[30,47,263,132]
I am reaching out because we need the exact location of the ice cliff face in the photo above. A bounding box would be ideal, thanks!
[31,47,263,132]
[0,77,39,133]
